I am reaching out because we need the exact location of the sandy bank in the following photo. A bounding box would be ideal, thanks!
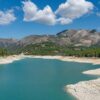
[66,78,100,100]
[83,68,100,76]
[0,55,100,65]
[28,56,100,65]
[0,54,26,65]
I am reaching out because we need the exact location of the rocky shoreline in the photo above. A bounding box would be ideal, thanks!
[66,78,100,100]
[0,55,100,65]
[83,68,100,76]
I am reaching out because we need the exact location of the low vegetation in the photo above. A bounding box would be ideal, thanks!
[0,42,100,57]
[0,48,8,56]
[21,42,100,57]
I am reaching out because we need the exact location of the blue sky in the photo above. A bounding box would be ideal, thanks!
[0,0,100,39]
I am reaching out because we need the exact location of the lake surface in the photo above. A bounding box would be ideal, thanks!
[0,58,99,100]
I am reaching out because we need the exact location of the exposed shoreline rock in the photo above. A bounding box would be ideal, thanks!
[83,68,100,76]
[66,78,100,100]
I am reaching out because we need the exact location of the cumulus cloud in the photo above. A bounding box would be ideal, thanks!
[57,17,72,25]
[0,10,16,25]
[22,0,94,25]
[22,1,56,25]
[22,0,38,21]
[31,6,56,25]
[56,0,94,21]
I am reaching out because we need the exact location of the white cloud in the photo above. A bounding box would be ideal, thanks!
[32,6,56,25]
[22,1,56,25]
[57,17,72,25]
[22,0,94,25]
[56,0,94,19]
[22,0,38,21]
[0,10,16,25]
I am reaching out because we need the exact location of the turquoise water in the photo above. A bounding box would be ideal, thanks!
[0,58,99,100]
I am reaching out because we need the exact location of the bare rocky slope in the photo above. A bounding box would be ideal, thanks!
[0,29,100,49]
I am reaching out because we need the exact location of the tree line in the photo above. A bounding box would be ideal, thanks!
[0,42,100,57]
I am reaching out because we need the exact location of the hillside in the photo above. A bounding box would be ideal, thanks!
[0,29,100,56]
[0,29,100,48]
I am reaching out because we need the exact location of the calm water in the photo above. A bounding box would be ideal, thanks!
[0,58,99,100]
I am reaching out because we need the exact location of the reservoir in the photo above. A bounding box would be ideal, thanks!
[0,58,99,100]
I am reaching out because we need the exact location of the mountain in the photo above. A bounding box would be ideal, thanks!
[19,35,56,46]
[0,29,100,49]
[56,29,100,46]
[0,38,18,48]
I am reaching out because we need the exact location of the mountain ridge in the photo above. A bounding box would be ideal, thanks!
[0,29,100,49]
